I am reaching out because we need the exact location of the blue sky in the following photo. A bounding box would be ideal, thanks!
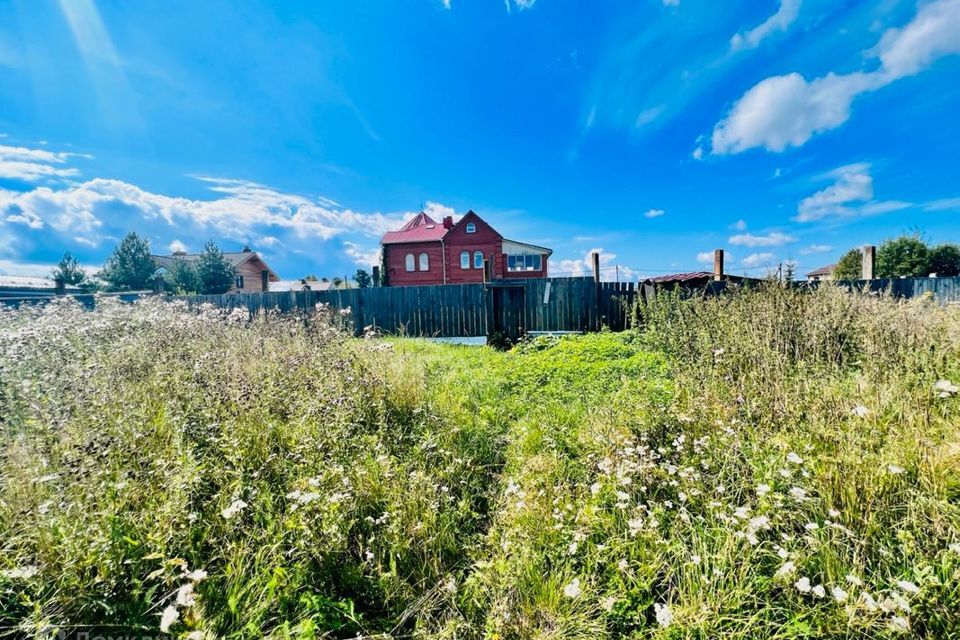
[1,0,958,281]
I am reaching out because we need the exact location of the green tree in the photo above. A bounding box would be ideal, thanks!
[101,232,156,291]
[833,249,862,280]
[354,268,372,288]
[166,260,200,294]
[331,276,344,289]
[50,252,87,287]
[195,241,235,294]
[876,234,931,278]
[929,244,960,277]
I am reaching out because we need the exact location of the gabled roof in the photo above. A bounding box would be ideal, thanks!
[806,263,836,277]
[646,271,715,284]
[381,212,448,245]
[0,275,82,291]
[151,251,280,281]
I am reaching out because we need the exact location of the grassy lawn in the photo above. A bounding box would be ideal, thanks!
[1,287,959,639]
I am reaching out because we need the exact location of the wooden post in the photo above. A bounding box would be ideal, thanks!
[261,269,269,292]
[592,252,601,331]
[372,265,380,287]
[713,249,725,281]
[861,245,875,280]
[54,277,65,296]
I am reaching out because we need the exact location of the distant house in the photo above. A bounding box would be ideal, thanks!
[152,247,280,293]
[643,271,759,289]
[269,279,334,292]
[0,275,82,298]
[805,264,836,281]
[381,210,552,286]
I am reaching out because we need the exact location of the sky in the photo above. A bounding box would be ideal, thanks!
[0,0,959,282]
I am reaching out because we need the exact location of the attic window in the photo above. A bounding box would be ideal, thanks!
[426,225,435,229]
[465,223,476,233]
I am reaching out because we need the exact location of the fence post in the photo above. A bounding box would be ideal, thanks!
[372,265,380,287]
[713,249,725,281]
[54,277,65,296]
[861,245,876,280]
[592,252,602,331]
[261,270,269,292]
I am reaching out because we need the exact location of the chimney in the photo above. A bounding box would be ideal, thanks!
[442,216,453,229]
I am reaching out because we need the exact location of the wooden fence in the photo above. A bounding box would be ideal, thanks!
[180,277,638,338]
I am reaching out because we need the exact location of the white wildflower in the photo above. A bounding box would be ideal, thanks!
[860,591,879,611]
[934,379,959,397]
[831,586,848,602]
[829,508,840,518]
[563,578,582,599]
[795,576,812,593]
[756,483,771,496]
[804,522,820,531]
[176,583,196,607]
[812,584,825,598]
[186,632,205,640]
[850,405,870,418]
[846,574,863,587]
[590,482,601,495]
[627,518,643,537]
[567,542,578,555]
[159,605,179,633]
[949,543,960,553]
[618,559,629,571]
[601,596,617,612]
[787,452,803,465]
[887,464,905,475]
[896,580,919,594]
[789,487,808,501]
[185,569,208,582]
[221,499,248,520]
[889,616,910,633]
[1,565,38,580]
[654,602,673,628]
[775,561,796,578]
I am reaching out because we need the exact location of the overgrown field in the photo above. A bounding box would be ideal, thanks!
[1,287,959,639]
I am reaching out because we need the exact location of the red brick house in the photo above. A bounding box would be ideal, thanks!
[381,210,552,286]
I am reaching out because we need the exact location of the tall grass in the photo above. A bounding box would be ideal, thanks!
[1,287,958,639]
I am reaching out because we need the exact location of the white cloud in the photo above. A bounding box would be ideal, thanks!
[663,0,680,6]
[731,219,748,231]
[504,0,537,11]
[924,197,960,211]
[799,244,832,255]
[729,231,796,247]
[873,0,960,78]
[795,163,873,222]
[441,0,451,8]
[168,239,187,253]
[423,201,456,221]
[644,208,665,218]
[742,252,776,268]
[258,235,281,247]
[0,144,91,182]
[713,0,960,154]
[635,105,666,128]
[731,0,802,50]
[555,248,626,279]
[712,72,881,154]
[692,146,704,161]
[697,251,727,264]
[794,163,911,222]
[0,176,418,247]
[343,241,381,268]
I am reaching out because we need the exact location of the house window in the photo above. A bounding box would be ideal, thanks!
[466,222,476,234]
[460,251,470,269]
[473,251,484,269]
[235,274,245,289]
[419,252,429,271]
[405,254,415,272]
[507,254,542,272]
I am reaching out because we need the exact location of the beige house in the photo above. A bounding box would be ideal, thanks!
[152,247,280,292]
[805,264,836,282]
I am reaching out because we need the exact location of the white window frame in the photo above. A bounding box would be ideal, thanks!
[405,254,415,272]
[460,251,470,269]
[465,222,476,234]
[419,252,429,271]
[473,251,484,269]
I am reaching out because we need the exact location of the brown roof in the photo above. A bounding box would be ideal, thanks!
[646,271,715,284]
[381,212,449,245]
[152,251,280,281]
[805,263,836,277]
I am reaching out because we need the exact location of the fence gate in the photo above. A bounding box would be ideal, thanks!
[490,283,525,341]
